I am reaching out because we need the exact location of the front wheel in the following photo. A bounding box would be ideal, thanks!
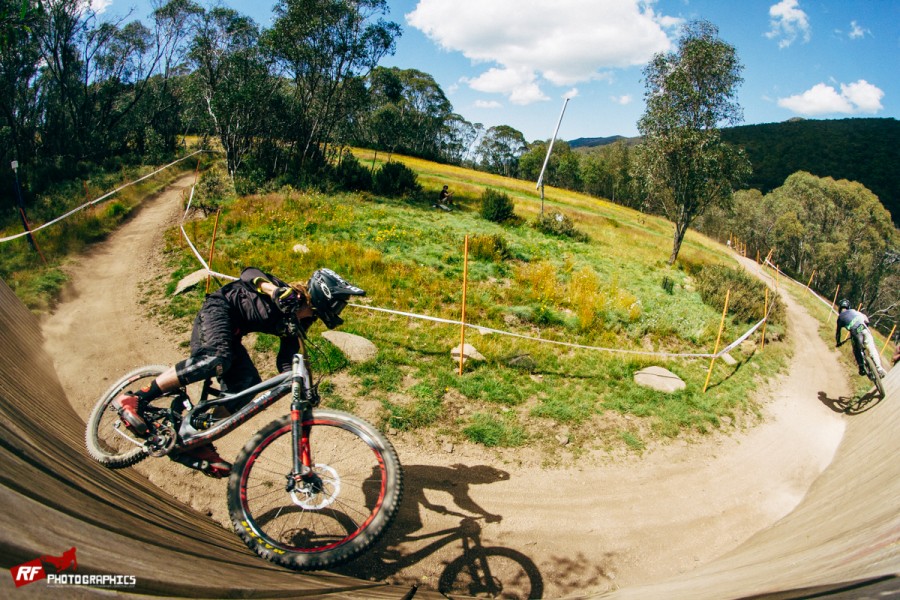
[227,409,403,571]
[864,351,886,398]
[85,365,168,468]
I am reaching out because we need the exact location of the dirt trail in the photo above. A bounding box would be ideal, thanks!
[42,178,849,598]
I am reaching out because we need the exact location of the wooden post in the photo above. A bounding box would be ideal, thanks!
[458,235,470,376]
[205,208,222,294]
[703,289,731,393]
[880,324,896,358]
[805,269,816,291]
[760,288,768,351]
[826,285,840,322]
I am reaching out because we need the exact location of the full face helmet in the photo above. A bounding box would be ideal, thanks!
[308,268,366,329]
[838,298,851,311]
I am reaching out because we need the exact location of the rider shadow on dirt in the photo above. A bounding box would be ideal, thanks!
[817,389,883,414]
[334,463,545,598]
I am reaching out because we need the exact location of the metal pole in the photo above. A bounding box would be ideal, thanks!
[535,97,570,217]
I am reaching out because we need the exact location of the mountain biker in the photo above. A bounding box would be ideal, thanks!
[112,267,365,477]
[835,298,886,379]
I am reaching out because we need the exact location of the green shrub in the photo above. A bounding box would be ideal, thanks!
[333,154,372,191]
[695,264,784,325]
[194,163,234,216]
[480,188,515,223]
[533,210,589,242]
[373,161,421,197]
[469,233,511,262]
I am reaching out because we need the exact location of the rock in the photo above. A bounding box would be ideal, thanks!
[506,354,537,371]
[634,366,686,393]
[720,352,738,365]
[292,243,309,253]
[174,269,209,295]
[442,442,454,454]
[321,331,377,362]
[450,343,485,362]
[555,433,570,446]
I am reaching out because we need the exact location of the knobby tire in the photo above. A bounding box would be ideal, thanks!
[85,365,167,467]
[227,409,403,571]
[865,352,885,398]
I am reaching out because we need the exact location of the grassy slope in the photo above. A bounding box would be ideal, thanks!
[160,152,791,457]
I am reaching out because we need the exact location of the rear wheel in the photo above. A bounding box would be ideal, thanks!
[864,351,885,398]
[85,365,167,467]
[227,409,403,570]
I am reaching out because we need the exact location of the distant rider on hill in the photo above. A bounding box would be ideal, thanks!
[835,299,886,379]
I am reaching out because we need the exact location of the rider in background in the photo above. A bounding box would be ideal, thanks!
[113,267,364,477]
[436,185,453,208]
[835,298,887,379]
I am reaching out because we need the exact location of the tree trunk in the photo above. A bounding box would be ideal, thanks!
[668,220,689,265]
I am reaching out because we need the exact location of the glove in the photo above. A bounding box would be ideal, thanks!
[273,286,301,313]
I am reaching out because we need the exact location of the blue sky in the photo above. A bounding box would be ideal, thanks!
[107,0,899,142]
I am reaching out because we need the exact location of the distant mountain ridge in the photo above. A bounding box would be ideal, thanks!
[568,135,628,148]
[569,118,899,226]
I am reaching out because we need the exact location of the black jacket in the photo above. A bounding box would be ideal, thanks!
[207,267,304,372]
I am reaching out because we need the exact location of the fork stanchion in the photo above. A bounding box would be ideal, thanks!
[703,289,731,393]
[458,235,469,376]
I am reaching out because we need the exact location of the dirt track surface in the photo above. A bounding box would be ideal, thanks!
[2,177,898,598]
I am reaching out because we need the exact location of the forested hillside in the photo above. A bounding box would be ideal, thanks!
[721,118,899,225]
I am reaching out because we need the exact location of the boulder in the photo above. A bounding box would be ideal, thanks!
[174,269,209,295]
[321,331,377,363]
[451,343,485,362]
[634,366,686,393]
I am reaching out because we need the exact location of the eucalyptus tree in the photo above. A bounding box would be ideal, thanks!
[131,0,202,157]
[440,113,478,165]
[0,0,43,197]
[265,0,400,172]
[476,125,527,178]
[360,66,458,162]
[188,7,276,178]
[634,20,750,264]
[36,0,185,161]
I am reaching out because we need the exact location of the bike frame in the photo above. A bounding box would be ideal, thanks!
[170,354,315,480]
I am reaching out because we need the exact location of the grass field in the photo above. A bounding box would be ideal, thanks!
[156,151,790,456]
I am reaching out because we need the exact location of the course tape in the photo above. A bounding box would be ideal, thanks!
[178,179,774,362]
[0,150,206,244]
[764,259,838,316]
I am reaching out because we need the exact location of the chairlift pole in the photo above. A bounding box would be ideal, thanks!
[536,97,570,217]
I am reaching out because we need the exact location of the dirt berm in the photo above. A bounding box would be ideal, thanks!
[0,179,897,598]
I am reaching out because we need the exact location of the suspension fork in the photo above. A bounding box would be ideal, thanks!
[290,354,315,478]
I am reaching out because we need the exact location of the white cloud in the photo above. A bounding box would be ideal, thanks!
[90,0,112,13]
[848,20,869,40]
[474,100,503,109]
[611,94,633,105]
[766,0,811,48]
[407,0,677,105]
[777,80,884,115]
